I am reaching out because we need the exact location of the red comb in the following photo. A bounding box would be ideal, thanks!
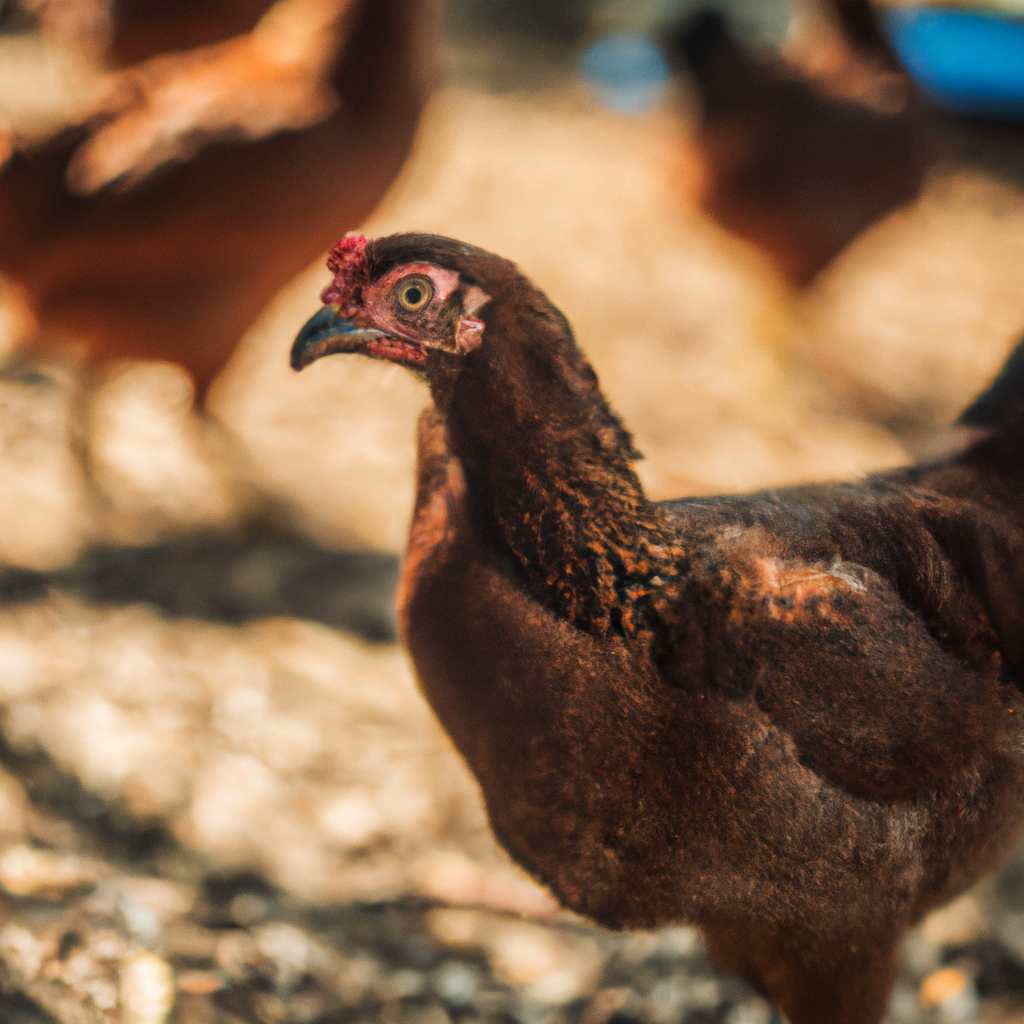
[321,232,369,312]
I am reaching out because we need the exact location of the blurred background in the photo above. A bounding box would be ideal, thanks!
[0,0,1023,1022]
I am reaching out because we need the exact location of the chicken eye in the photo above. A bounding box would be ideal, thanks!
[396,276,433,311]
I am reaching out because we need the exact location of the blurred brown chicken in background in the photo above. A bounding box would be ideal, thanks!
[667,0,1024,286]
[0,0,437,394]
[666,7,942,284]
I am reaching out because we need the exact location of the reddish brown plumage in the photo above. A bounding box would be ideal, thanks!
[0,0,435,395]
[294,233,1024,1024]
[668,12,940,283]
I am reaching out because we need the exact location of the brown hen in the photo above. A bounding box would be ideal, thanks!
[668,11,940,283]
[292,232,1024,1024]
[0,0,436,394]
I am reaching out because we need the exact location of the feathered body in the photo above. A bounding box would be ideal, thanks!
[292,233,1024,1024]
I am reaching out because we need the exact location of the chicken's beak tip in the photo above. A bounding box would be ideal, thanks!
[290,305,380,371]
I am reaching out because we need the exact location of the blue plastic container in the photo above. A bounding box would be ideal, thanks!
[882,6,1024,117]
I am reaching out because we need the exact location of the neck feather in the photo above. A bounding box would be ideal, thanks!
[431,300,681,640]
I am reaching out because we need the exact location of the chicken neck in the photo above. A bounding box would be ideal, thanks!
[427,311,684,643]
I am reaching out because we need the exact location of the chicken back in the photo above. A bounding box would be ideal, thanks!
[292,232,1024,1024]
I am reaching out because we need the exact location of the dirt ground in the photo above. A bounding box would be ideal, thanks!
[4,81,1024,1024]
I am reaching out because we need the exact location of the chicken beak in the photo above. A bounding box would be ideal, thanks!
[291,306,386,370]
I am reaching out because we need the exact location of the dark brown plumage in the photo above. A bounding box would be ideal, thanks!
[292,232,1024,1024]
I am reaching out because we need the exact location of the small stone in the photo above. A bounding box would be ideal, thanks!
[920,967,970,1008]
[426,908,481,949]
[255,922,311,991]
[527,968,594,1007]
[117,892,162,942]
[657,927,700,959]
[0,924,47,984]
[119,951,175,1024]
[479,919,606,1004]
[725,998,774,1024]
[116,878,195,922]
[938,986,980,1024]
[616,932,662,965]
[319,791,385,849]
[432,960,482,1007]
[645,975,692,1024]
[381,967,427,999]
[176,970,224,996]
[0,844,101,897]
[919,966,980,1022]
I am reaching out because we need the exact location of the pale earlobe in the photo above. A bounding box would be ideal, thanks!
[455,317,485,354]
[456,285,490,353]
